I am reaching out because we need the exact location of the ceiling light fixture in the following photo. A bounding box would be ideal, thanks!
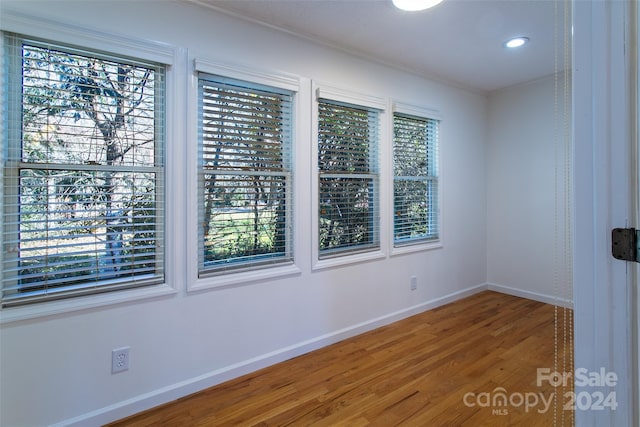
[504,36,530,49]
[392,0,443,12]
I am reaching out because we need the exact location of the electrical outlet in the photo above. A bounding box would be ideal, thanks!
[112,347,130,374]
[410,276,417,291]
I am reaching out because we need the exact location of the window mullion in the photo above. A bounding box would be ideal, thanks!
[18,162,161,174]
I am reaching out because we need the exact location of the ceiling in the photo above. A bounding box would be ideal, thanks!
[189,0,564,93]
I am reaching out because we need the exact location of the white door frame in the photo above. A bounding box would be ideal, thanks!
[573,0,636,425]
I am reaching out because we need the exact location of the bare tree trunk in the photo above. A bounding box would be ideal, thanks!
[97,66,128,273]
[273,184,286,254]
[252,177,260,252]
[203,147,221,241]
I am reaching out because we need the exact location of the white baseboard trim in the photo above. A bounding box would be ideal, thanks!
[56,283,487,427]
[486,282,574,308]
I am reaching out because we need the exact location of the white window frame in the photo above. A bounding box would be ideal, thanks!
[390,102,443,256]
[0,12,181,323]
[187,59,302,292]
[312,82,387,270]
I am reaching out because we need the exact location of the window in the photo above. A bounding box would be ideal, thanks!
[317,99,380,258]
[393,110,439,246]
[198,74,293,275]
[2,34,166,307]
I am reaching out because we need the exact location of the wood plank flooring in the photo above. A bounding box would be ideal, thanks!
[108,291,574,426]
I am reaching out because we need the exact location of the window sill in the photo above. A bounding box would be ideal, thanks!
[390,240,443,257]
[189,263,302,292]
[0,283,176,325]
[313,249,386,271]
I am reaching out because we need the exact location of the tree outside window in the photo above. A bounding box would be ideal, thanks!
[2,35,164,305]
[317,100,380,257]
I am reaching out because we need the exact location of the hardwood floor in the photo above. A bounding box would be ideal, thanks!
[108,291,574,426]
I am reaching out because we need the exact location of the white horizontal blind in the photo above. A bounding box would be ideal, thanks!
[198,75,293,274]
[2,34,165,307]
[317,99,380,258]
[393,113,439,245]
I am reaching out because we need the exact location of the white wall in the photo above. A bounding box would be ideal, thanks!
[486,75,572,305]
[0,2,488,425]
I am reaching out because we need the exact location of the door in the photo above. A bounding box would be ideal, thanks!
[633,0,640,422]
[573,0,637,426]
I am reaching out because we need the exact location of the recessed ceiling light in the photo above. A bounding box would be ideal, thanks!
[504,37,530,49]
[392,0,443,12]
